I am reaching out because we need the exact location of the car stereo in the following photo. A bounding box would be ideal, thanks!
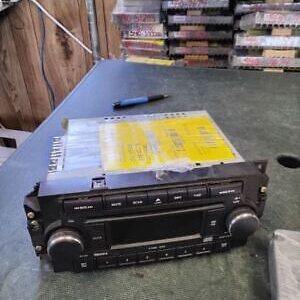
[24,111,269,272]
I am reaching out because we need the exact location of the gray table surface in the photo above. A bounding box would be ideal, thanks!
[0,60,299,300]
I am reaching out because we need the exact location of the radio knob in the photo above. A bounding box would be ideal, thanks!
[226,207,259,239]
[47,228,84,260]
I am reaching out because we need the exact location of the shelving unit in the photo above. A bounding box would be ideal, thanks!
[232,1,300,71]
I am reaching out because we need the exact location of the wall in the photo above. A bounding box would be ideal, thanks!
[0,0,121,130]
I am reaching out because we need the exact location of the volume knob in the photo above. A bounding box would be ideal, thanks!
[226,207,259,240]
[47,228,84,260]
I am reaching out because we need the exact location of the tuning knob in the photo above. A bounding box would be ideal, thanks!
[226,207,259,239]
[47,228,84,260]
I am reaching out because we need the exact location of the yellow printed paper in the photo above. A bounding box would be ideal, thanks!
[99,116,237,172]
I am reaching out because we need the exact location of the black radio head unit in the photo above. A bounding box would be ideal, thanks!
[24,112,269,272]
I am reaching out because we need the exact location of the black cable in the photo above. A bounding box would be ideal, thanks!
[38,8,56,111]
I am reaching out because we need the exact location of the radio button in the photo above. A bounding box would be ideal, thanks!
[215,240,231,252]
[138,251,157,263]
[127,192,148,207]
[104,195,126,209]
[157,249,176,261]
[194,243,213,255]
[168,188,188,202]
[64,197,102,216]
[188,186,208,200]
[97,257,117,268]
[74,256,94,272]
[232,195,242,205]
[118,254,137,266]
[205,208,225,235]
[177,246,193,258]
[210,182,242,197]
[86,224,106,249]
[148,190,168,205]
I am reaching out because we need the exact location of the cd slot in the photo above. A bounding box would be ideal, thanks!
[85,203,224,223]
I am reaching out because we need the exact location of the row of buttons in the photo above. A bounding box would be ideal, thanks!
[104,182,242,210]
[64,182,242,214]
[104,186,206,210]
[75,241,231,271]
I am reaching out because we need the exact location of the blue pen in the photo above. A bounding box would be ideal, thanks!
[113,94,169,109]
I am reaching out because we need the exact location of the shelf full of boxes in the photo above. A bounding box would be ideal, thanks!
[231,0,300,71]
[112,0,170,64]
[164,0,234,68]
[112,0,300,71]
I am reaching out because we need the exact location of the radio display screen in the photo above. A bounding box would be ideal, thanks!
[110,210,203,245]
